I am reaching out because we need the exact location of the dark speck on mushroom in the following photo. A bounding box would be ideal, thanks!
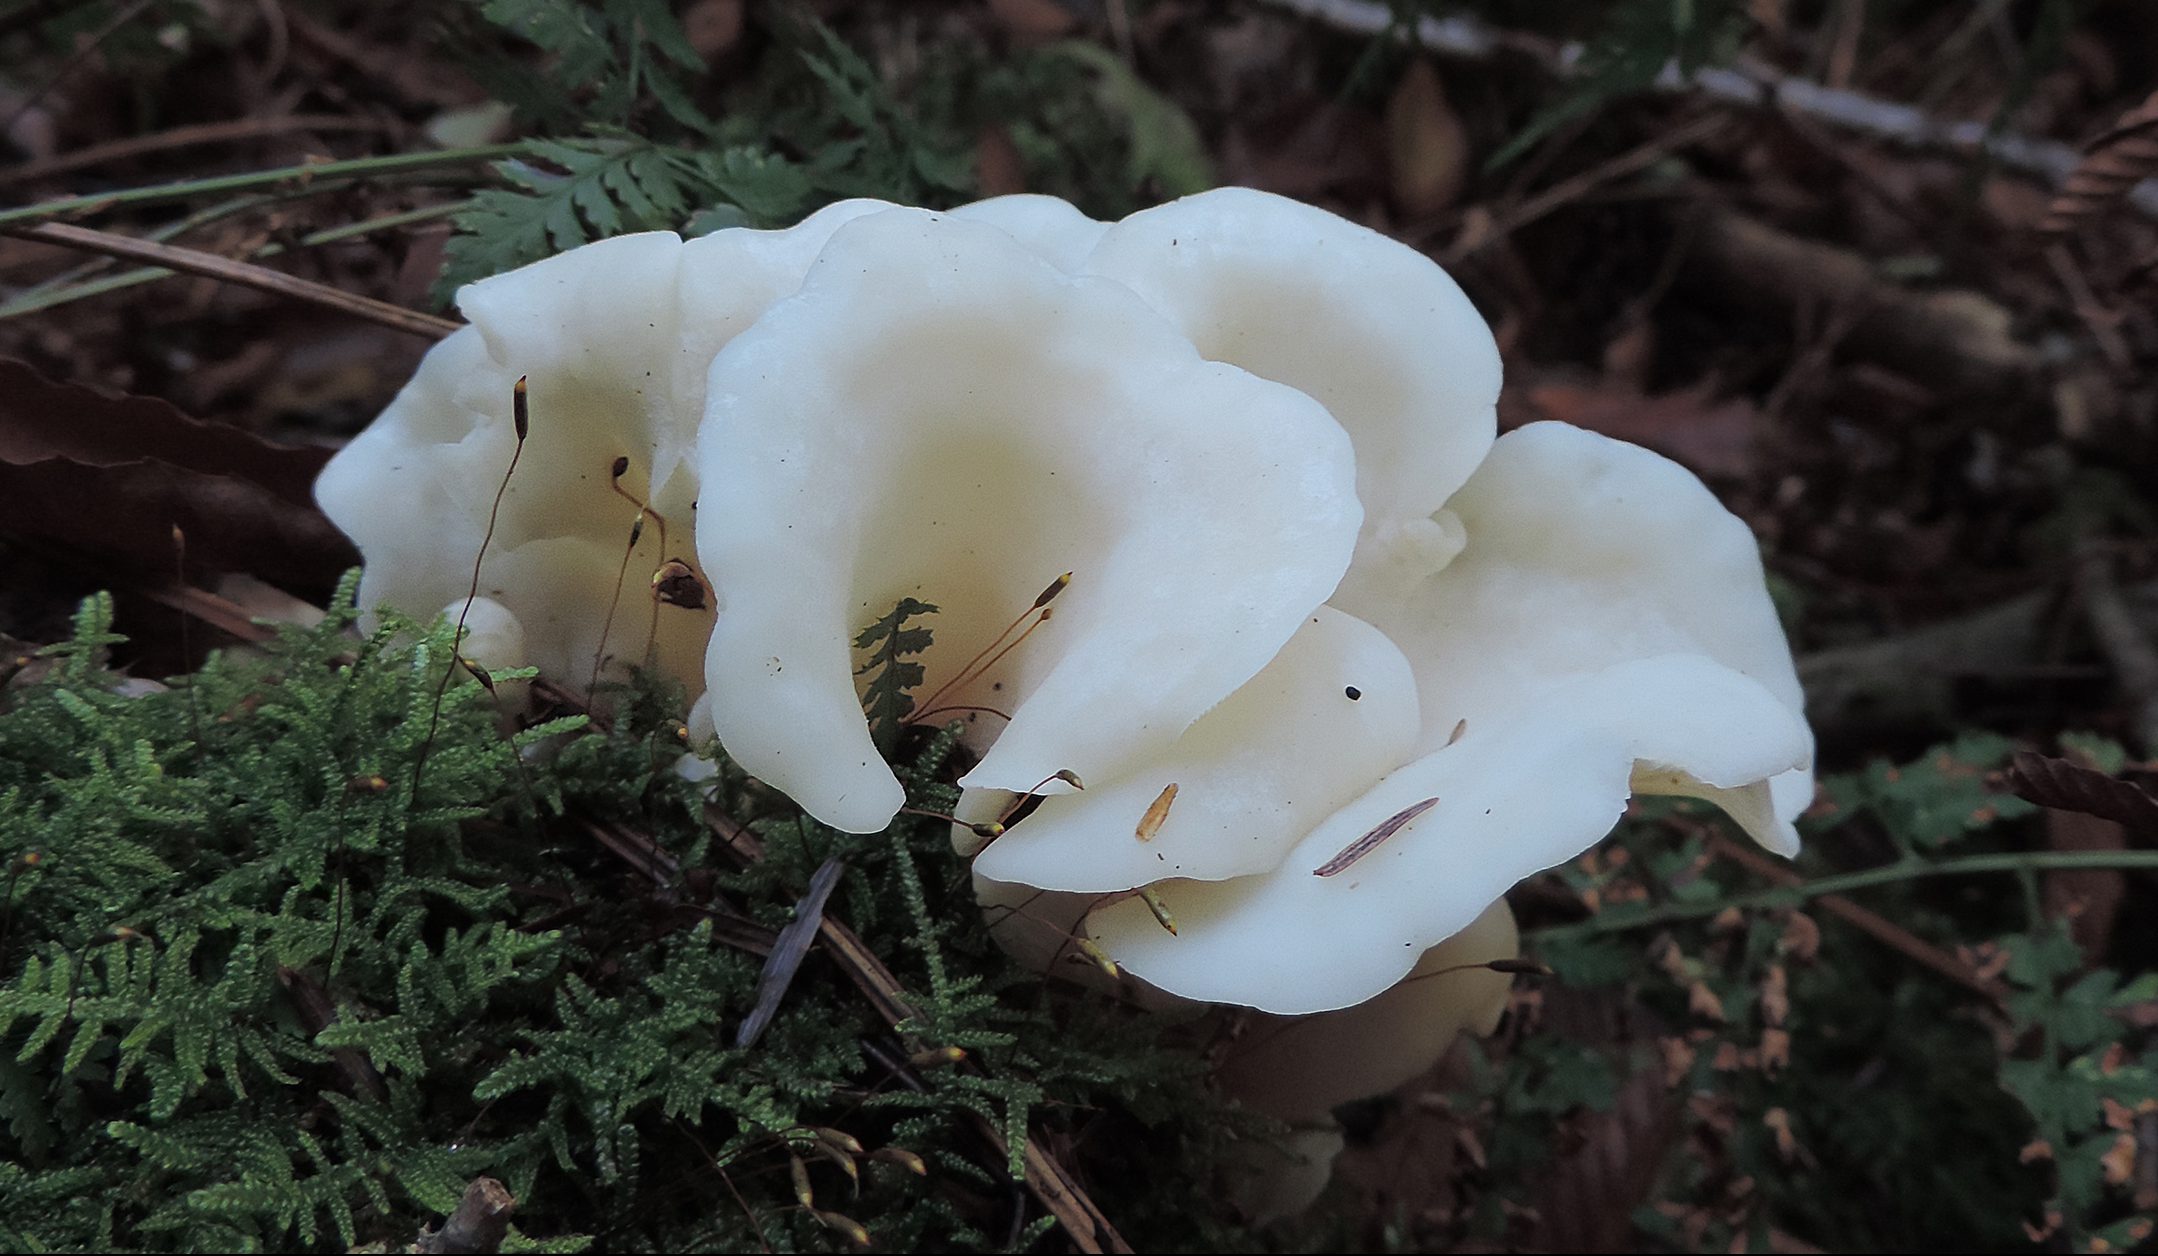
[1345,686,1362,701]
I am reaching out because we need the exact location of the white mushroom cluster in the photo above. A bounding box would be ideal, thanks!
[318,187,1810,1100]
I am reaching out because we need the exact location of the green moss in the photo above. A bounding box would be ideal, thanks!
[0,580,1255,1252]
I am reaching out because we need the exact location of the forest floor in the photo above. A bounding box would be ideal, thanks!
[3,1,2158,1252]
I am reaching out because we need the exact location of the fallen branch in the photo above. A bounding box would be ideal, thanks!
[1263,0,2158,219]
[1676,204,2046,394]
[2,222,459,338]
[1796,579,2158,739]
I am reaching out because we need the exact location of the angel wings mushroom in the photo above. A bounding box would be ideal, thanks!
[317,184,1811,1101]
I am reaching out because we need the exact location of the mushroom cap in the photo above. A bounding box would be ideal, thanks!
[694,207,1364,833]
[1080,187,1502,613]
[1085,425,1811,1014]
[972,606,1419,892]
[315,202,900,700]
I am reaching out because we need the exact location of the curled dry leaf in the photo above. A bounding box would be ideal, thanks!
[2008,750,2158,839]
[0,358,356,595]
[2044,89,2158,235]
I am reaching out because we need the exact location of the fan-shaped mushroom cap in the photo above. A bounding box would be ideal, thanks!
[1080,187,1502,617]
[971,606,1418,892]
[315,201,896,698]
[1088,425,1811,1014]
[694,208,1364,834]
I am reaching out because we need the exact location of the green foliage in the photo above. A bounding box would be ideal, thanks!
[432,7,1214,295]
[1995,922,2158,1250]
[1817,731,2039,853]
[0,587,1250,1252]
[853,598,937,758]
[437,137,813,298]
[467,0,711,133]
[1485,0,1754,166]
[1457,735,2158,1253]
[1034,42,1215,202]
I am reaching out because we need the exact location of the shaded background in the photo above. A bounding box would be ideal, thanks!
[3,1,2158,1250]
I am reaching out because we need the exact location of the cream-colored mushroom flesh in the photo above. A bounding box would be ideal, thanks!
[695,208,1363,834]
[1081,187,1501,618]
[1376,422,1813,852]
[950,193,1109,271]
[1083,425,1811,1015]
[972,606,1418,892]
[1090,655,1807,1013]
[315,202,898,699]
[1217,900,1518,1122]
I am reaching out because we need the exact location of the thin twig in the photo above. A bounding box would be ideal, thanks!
[0,114,398,188]
[706,811,1133,1255]
[0,200,468,321]
[1263,0,2158,218]
[4,221,459,337]
[1,193,279,311]
[1531,847,2158,945]
[0,143,520,230]
[1702,833,2009,1008]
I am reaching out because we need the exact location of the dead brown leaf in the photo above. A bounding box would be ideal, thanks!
[2040,805,2128,962]
[1760,964,1790,1027]
[1778,912,1822,962]
[0,359,356,595]
[1527,1065,1683,1252]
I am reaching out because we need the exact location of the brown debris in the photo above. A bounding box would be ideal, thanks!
[0,358,357,596]
[2044,90,2158,235]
